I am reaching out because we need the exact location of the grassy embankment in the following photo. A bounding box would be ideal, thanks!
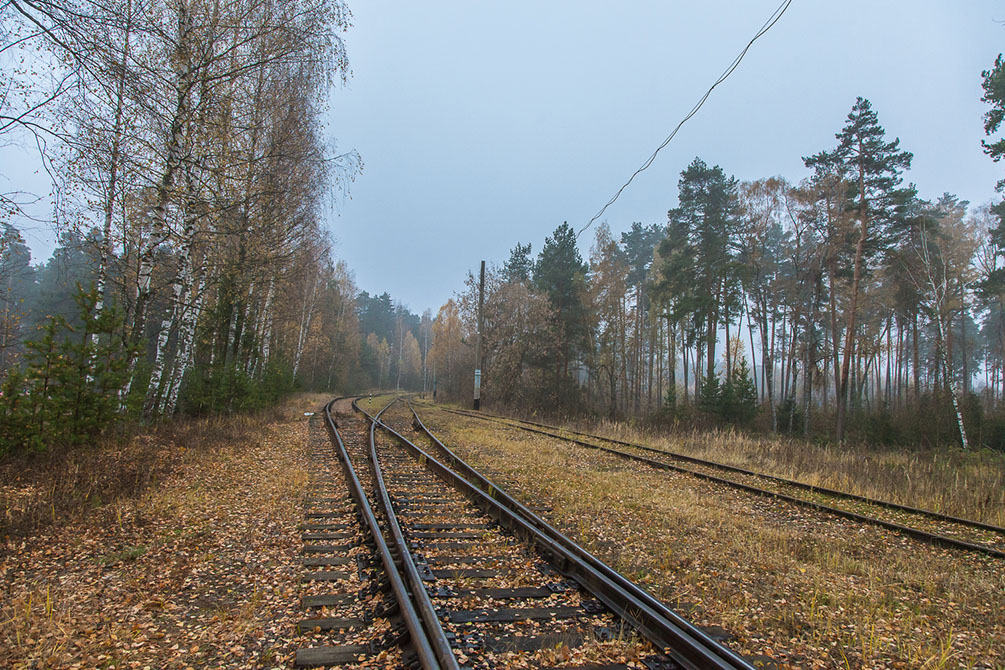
[411,402,1005,670]
[492,408,1005,526]
[0,393,331,669]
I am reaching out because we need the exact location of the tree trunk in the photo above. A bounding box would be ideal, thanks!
[935,310,969,449]
[960,292,968,393]
[163,264,207,415]
[682,333,689,405]
[827,267,842,439]
[835,152,871,443]
[707,284,720,381]
[143,198,199,417]
[744,296,758,399]
[125,9,198,400]
[95,0,134,319]
[759,295,777,432]
[293,271,320,379]
[913,313,920,407]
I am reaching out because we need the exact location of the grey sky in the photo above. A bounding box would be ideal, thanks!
[3,1,1003,317]
[329,0,1005,315]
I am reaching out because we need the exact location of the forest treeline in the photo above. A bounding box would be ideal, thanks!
[429,94,1005,449]
[5,2,1005,452]
[0,223,431,426]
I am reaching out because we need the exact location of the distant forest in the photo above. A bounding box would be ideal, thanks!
[0,219,433,449]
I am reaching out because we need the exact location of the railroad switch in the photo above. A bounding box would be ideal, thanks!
[414,562,436,582]
[535,561,559,576]
[642,654,686,670]
[363,599,400,623]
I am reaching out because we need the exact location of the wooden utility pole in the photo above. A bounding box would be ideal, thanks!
[474,260,485,410]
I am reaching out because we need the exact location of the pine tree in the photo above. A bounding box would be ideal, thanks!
[621,222,664,411]
[661,157,741,395]
[804,97,913,443]
[502,242,533,283]
[653,209,698,405]
[0,284,132,452]
[724,356,759,425]
[534,222,588,390]
[698,369,721,419]
[980,55,1005,296]
[981,54,1005,176]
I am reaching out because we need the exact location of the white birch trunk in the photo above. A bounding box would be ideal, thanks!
[292,272,320,379]
[143,200,198,416]
[257,292,275,378]
[163,265,207,415]
[247,279,272,376]
[126,9,196,401]
[918,229,970,449]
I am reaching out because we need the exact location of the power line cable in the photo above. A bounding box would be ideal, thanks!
[577,0,794,239]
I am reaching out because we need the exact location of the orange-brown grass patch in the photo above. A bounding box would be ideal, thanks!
[463,405,1005,527]
[0,393,332,541]
[416,406,1005,670]
[0,394,323,669]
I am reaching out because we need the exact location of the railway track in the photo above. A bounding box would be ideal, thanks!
[295,396,760,670]
[295,404,429,668]
[419,403,1005,561]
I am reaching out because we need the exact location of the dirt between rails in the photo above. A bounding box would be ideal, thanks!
[401,402,1005,670]
[0,397,322,669]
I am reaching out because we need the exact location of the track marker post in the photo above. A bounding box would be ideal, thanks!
[473,260,485,410]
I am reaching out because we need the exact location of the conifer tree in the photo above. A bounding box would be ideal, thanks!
[502,242,533,283]
[534,222,588,389]
[804,97,913,442]
[661,157,741,395]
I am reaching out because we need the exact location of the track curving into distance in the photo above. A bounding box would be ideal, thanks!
[326,395,760,670]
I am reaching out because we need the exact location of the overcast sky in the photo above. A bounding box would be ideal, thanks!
[4,1,1005,316]
[325,0,1005,315]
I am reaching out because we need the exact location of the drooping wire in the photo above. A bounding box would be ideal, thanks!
[577,0,794,239]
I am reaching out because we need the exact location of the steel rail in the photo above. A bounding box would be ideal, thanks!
[321,399,445,670]
[443,405,1005,536]
[429,405,1005,560]
[356,399,755,670]
[354,398,461,670]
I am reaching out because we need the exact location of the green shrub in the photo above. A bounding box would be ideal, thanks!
[697,360,758,426]
[0,284,133,454]
[178,360,296,415]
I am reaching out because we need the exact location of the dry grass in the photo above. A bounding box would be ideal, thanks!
[0,394,325,669]
[0,394,328,543]
[481,407,1005,527]
[414,405,1005,670]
